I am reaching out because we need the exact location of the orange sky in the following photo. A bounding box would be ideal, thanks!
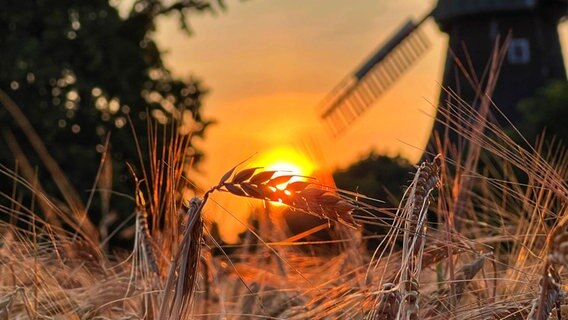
[154,1,568,241]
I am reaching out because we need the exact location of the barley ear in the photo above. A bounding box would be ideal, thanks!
[398,157,440,320]
[159,197,204,320]
[0,289,16,320]
[219,167,358,228]
[372,283,401,320]
[548,223,568,269]
[528,264,561,320]
[528,222,567,320]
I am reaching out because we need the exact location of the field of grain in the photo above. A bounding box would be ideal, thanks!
[1,93,567,320]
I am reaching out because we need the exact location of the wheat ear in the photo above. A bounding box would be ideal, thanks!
[426,253,489,317]
[398,157,440,320]
[528,223,568,320]
[0,288,18,320]
[130,186,161,319]
[215,166,357,228]
[159,197,204,320]
[372,283,401,320]
[528,264,561,320]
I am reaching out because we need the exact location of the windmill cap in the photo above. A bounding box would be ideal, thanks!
[432,0,567,22]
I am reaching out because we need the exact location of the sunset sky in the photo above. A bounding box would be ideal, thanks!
[154,1,568,241]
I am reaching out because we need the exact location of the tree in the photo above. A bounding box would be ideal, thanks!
[333,152,414,250]
[333,152,413,206]
[516,80,568,143]
[0,0,220,237]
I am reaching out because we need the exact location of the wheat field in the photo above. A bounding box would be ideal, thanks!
[1,89,568,320]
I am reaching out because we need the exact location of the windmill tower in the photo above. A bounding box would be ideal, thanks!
[320,0,568,146]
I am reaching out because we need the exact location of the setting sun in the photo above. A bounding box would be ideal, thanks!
[256,146,315,178]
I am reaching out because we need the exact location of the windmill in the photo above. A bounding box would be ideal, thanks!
[320,0,568,140]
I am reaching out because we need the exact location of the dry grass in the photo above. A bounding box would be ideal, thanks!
[1,83,568,319]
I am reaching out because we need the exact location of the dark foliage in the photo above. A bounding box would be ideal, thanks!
[333,152,414,250]
[334,152,414,207]
[517,80,568,143]
[0,0,221,241]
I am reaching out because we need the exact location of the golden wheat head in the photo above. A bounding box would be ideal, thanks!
[214,166,358,228]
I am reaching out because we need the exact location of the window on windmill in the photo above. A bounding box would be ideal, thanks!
[508,38,530,64]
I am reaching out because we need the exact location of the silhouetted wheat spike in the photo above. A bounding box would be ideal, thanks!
[548,223,568,269]
[451,253,487,301]
[159,197,204,320]
[0,288,17,320]
[373,283,401,320]
[398,157,440,320]
[527,222,568,320]
[528,264,562,320]
[426,253,488,317]
[215,167,357,228]
[131,187,161,319]
[134,187,159,276]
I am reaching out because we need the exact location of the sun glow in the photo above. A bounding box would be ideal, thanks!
[257,146,315,178]
[252,147,314,207]
[251,146,316,195]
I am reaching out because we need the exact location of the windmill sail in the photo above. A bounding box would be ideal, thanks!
[320,18,431,136]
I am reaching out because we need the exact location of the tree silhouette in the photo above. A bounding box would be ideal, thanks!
[333,152,413,206]
[0,0,221,234]
[333,152,414,250]
[516,80,568,143]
